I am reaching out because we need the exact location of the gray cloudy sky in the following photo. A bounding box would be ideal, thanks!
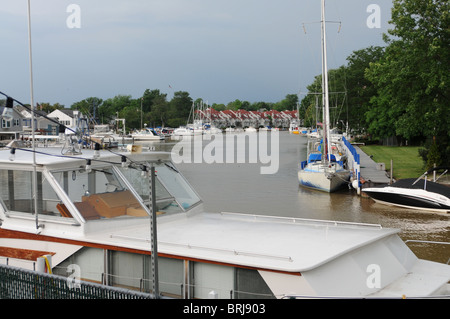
[0,0,393,107]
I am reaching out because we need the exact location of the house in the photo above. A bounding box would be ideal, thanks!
[195,108,299,129]
[47,109,87,132]
[20,107,59,136]
[0,106,24,141]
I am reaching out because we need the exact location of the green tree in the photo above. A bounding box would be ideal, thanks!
[100,95,133,124]
[37,102,64,113]
[71,97,103,123]
[166,91,193,128]
[149,92,169,127]
[345,46,384,134]
[273,94,298,111]
[365,0,449,151]
[227,99,243,111]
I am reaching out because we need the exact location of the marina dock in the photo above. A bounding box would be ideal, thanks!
[340,137,391,194]
[354,145,391,186]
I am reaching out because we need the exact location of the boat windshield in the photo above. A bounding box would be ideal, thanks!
[50,160,200,221]
[0,159,200,223]
[50,166,149,221]
[118,161,201,213]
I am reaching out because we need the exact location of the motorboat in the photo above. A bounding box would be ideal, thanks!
[289,119,300,134]
[363,167,450,213]
[131,128,165,141]
[244,126,257,133]
[203,125,222,134]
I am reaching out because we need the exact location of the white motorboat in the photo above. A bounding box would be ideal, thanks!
[298,0,350,192]
[131,128,165,141]
[244,126,257,133]
[363,167,450,213]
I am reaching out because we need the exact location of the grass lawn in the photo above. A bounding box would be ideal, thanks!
[359,145,425,180]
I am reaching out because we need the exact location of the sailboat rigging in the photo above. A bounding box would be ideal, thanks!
[298,0,350,192]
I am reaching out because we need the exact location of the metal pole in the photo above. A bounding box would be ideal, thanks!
[27,0,39,230]
[149,166,159,298]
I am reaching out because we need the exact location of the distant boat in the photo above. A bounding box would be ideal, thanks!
[289,119,300,134]
[244,126,257,133]
[173,103,204,138]
[298,0,350,192]
[363,167,450,213]
[172,125,203,138]
[203,125,222,134]
[131,128,164,141]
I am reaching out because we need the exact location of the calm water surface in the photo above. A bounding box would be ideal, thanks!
[169,132,449,264]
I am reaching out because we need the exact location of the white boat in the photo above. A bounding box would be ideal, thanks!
[306,129,320,138]
[299,149,350,192]
[244,126,257,133]
[172,125,203,139]
[298,0,350,192]
[363,167,450,213]
[0,143,448,299]
[131,128,165,141]
[203,125,222,134]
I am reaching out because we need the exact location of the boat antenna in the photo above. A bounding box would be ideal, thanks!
[26,0,41,231]
[321,0,332,163]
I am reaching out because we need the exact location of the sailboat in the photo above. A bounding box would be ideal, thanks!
[298,0,350,192]
[172,102,204,139]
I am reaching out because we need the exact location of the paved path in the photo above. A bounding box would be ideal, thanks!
[354,146,391,185]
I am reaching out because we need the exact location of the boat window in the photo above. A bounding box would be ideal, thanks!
[155,163,201,210]
[118,162,200,213]
[0,169,65,219]
[50,166,149,220]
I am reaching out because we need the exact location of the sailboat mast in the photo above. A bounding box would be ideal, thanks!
[321,0,332,162]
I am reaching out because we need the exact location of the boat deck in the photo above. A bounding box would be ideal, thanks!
[86,211,400,273]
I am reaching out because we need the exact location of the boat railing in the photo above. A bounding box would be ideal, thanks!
[101,271,274,298]
[220,212,383,229]
[110,233,294,263]
[0,256,37,269]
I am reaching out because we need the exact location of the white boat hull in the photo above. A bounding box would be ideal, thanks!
[298,163,350,192]
[363,183,450,213]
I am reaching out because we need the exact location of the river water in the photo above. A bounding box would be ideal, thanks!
[157,131,449,264]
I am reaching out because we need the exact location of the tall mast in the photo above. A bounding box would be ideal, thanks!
[321,0,332,162]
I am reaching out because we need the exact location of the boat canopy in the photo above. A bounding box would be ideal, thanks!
[307,153,336,163]
[387,178,450,198]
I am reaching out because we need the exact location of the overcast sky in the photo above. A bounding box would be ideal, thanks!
[1,0,393,108]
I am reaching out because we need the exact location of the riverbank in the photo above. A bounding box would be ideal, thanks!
[359,145,424,180]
